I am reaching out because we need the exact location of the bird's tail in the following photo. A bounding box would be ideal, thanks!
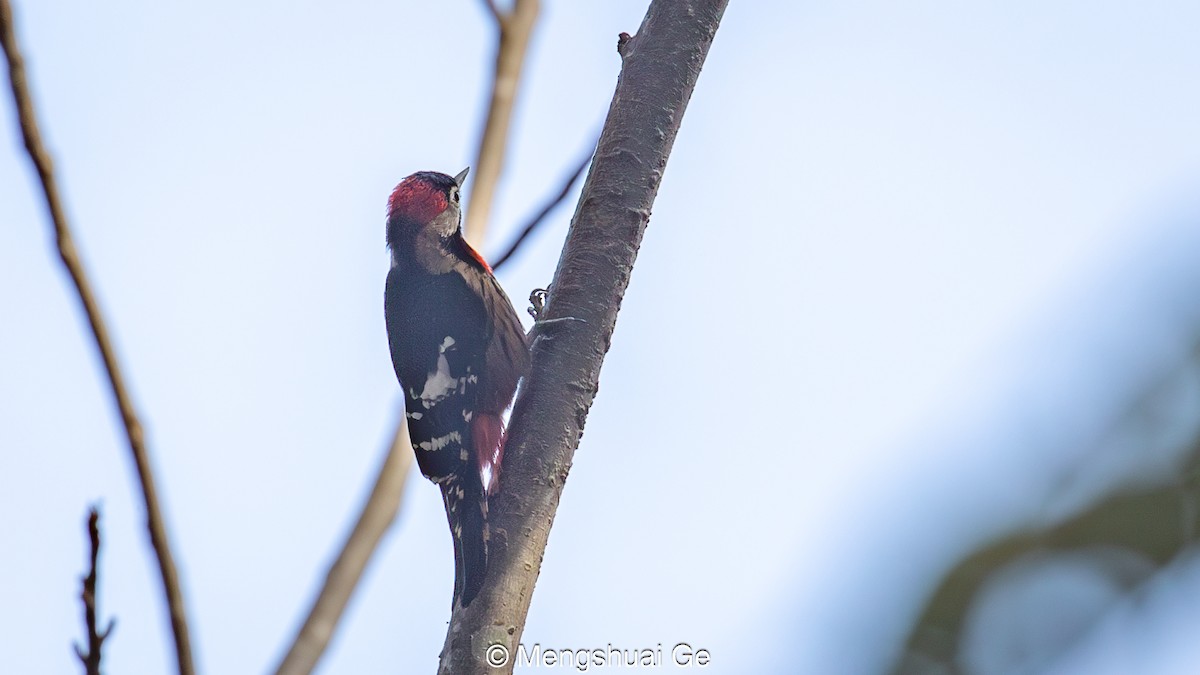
[440,473,489,608]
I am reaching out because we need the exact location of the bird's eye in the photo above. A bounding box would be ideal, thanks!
[451,188,460,203]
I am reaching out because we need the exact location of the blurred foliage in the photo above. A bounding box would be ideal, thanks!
[896,441,1200,673]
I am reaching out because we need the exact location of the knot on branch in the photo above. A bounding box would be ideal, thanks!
[617,32,634,56]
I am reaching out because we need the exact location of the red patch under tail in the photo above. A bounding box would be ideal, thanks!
[473,413,506,495]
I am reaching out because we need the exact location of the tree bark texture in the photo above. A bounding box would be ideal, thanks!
[437,1,730,672]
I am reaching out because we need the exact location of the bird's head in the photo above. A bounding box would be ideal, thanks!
[386,168,469,248]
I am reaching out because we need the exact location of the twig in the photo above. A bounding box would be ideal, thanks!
[0,4,196,675]
[462,0,540,245]
[273,421,415,675]
[479,0,503,24]
[490,145,594,272]
[438,1,730,672]
[74,507,115,675]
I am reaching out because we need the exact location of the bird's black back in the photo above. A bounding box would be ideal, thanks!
[384,262,490,481]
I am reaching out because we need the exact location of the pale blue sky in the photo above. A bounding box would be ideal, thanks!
[3,1,1200,673]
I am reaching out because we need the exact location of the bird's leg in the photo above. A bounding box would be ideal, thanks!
[527,287,586,342]
[527,288,549,322]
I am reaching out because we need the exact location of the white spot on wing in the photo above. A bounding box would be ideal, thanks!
[417,353,456,400]
[413,335,459,404]
[417,431,462,452]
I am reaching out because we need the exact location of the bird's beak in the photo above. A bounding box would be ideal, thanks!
[454,167,470,187]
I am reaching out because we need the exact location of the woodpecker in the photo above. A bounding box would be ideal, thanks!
[384,168,530,608]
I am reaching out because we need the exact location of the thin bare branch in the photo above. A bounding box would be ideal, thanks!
[490,145,594,272]
[0,4,196,675]
[273,421,415,675]
[74,507,115,675]
[479,0,503,25]
[438,1,730,672]
[462,0,540,245]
